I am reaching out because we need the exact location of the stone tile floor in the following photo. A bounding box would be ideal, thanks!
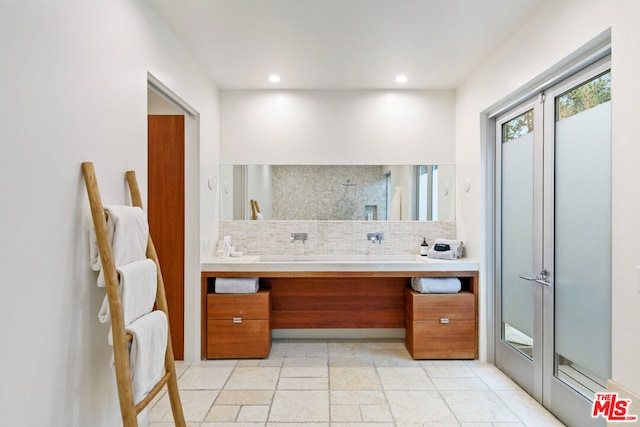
[148,339,565,426]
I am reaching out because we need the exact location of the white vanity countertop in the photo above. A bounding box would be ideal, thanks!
[201,254,479,273]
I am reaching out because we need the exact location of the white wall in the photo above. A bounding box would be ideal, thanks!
[0,2,219,426]
[436,165,455,221]
[220,90,456,165]
[219,165,235,221]
[456,0,640,395]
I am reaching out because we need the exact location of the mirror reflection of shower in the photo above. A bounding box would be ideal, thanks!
[219,164,455,221]
[338,179,358,220]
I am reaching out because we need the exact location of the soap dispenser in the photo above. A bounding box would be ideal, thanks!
[420,238,429,256]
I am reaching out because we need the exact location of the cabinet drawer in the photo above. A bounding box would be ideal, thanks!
[406,290,474,321]
[207,319,271,359]
[207,289,270,320]
[406,318,476,359]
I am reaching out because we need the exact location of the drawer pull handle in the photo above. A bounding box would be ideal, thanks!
[233,317,242,324]
[440,318,450,324]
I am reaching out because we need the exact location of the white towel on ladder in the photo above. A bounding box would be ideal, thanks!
[99,259,157,344]
[127,310,168,404]
[92,205,149,287]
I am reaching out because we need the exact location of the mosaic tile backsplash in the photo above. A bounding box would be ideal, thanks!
[217,220,456,257]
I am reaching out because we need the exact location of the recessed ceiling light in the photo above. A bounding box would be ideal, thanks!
[395,74,408,84]
[268,74,281,83]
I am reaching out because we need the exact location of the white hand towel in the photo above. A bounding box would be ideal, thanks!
[94,205,148,287]
[215,277,259,293]
[411,277,461,293]
[433,238,464,258]
[126,310,168,404]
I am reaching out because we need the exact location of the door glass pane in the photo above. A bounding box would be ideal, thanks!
[554,71,611,396]
[501,109,535,358]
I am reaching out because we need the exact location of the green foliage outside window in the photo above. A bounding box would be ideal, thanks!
[557,72,611,121]
[502,71,610,143]
[503,109,534,143]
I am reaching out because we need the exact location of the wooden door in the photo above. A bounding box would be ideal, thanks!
[148,115,184,359]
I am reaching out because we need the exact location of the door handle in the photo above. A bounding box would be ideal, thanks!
[534,279,552,287]
[519,269,552,287]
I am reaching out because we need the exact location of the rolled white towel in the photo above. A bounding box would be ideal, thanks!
[411,277,461,293]
[433,238,464,258]
[426,248,457,260]
[215,277,259,294]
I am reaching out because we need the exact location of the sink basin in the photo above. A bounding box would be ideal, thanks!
[258,254,420,263]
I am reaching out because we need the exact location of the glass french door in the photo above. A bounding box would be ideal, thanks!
[495,57,611,426]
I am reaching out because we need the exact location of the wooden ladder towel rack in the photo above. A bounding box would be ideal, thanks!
[82,162,186,427]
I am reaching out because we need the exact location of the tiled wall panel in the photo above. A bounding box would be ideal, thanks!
[218,220,456,257]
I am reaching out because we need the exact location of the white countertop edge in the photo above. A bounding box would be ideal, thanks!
[201,256,478,273]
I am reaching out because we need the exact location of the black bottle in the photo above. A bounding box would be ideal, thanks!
[420,238,429,256]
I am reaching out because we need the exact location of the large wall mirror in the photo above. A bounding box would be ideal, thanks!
[219,165,455,221]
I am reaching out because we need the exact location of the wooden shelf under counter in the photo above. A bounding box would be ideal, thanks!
[263,276,407,329]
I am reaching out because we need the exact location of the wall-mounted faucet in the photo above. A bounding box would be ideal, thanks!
[367,232,384,244]
[290,232,308,243]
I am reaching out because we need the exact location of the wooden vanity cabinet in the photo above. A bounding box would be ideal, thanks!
[205,288,271,359]
[201,270,478,361]
[405,288,477,359]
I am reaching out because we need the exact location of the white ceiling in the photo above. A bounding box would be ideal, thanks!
[146,0,545,90]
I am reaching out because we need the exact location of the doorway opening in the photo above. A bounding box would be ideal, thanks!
[486,43,611,427]
[147,75,200,361]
